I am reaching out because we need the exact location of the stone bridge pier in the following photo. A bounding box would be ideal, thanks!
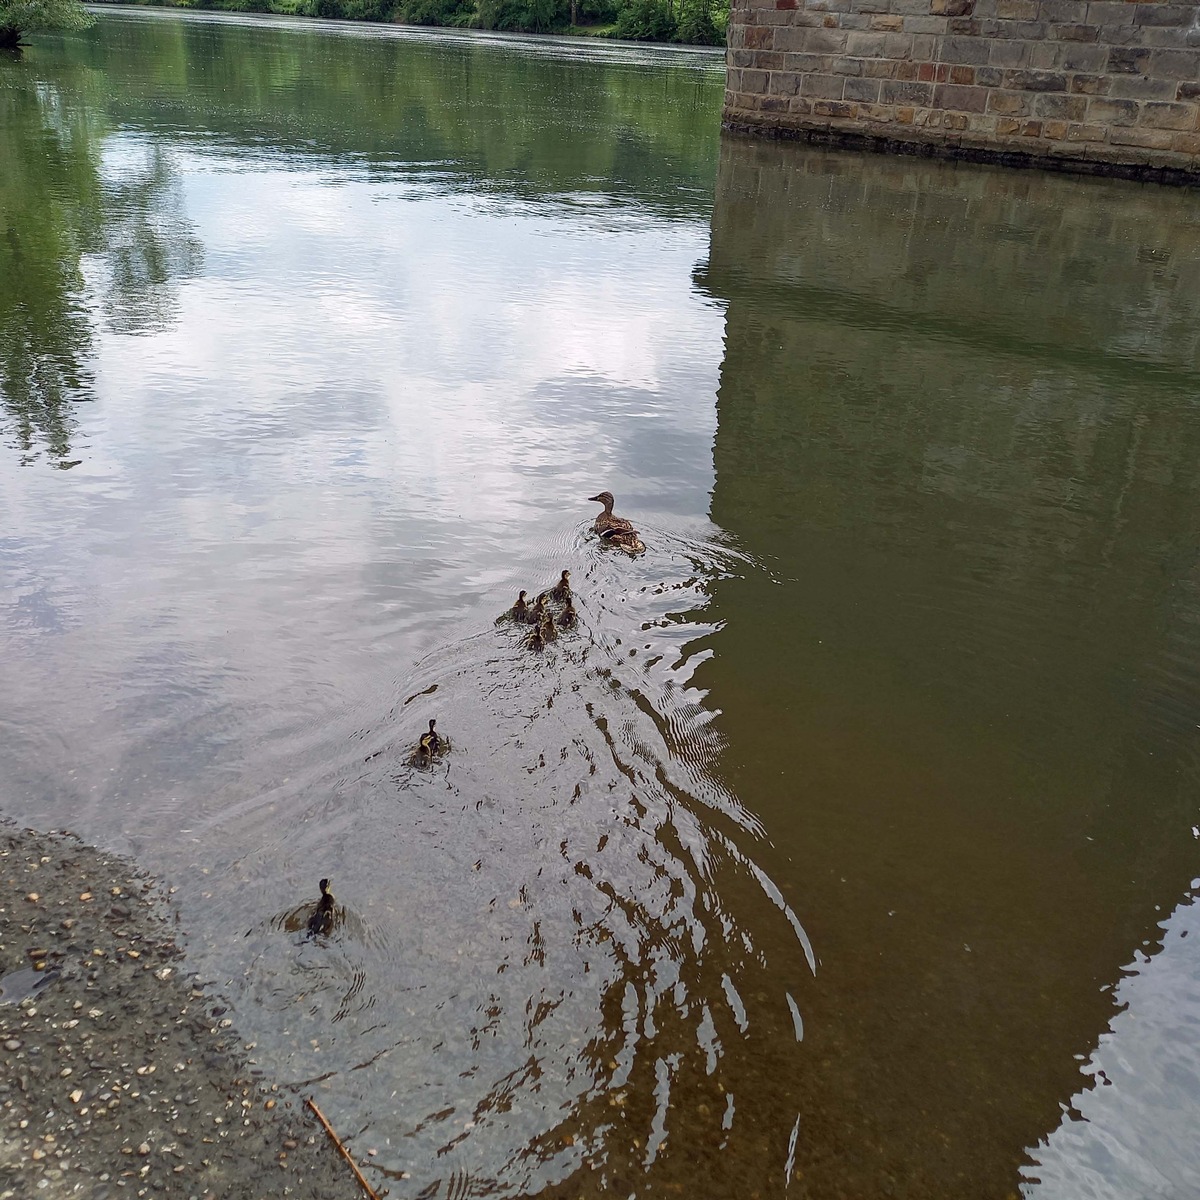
[724,0,1200,182]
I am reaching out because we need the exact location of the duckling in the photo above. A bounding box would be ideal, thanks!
[550,570,572,605]
[525,592,550,625]
[588,491,636,535]
[600,526,646,555]
[558,601,577,629]
[499,590,528,623]
[539,610,557,643]
[307,878,335,938]
[526,623,546,652]
[410,718,443,767]
[419,718,440,757]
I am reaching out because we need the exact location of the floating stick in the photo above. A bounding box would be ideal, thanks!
[307,1097,382,1200]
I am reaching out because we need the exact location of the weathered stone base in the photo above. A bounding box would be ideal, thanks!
[723,110,1200,184]
[725,0,1200,189]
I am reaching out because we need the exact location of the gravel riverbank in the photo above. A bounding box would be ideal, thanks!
[0,823,366,1199]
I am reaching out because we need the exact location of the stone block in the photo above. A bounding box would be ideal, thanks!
[831,54,865,75]
[990,40,1032,67]
[812,99,858,116]
[1139,100,1198,128]
[1134,3,1195,26]
[844,30,891,55]
[1059,44,1108,72]
[744,24,774,48]
[1029,42,1065,69]
[782,51,838,71]
[918,60,937,80]
[987,88,1034,113]
[934,83,991,109]
[1107,46,1152,73]
[869,14,905,30]
[1052,22,1100,40]
[903,15,948,32]
[1070,72,1111,94]
[1039,0,1089,21]
[844,76,883,101]
[1004,68,1070,90]
[1065,121,1107,139]
[1179,82,1200,100]
[949,63,977,83]
[1169,131,1200,153]
[768,69,803,94]
[896,59,919,78]
[1098,22,1147,46]
[1084,1,1134,25]
[995,115,1024,132]
[862,58,899,76]
[1149,50,1200,81]
[976,66,1005,86]
[883,31,916,55]
[931,0,977,12]
[1042,118,1070,136]
[1035,91,1089,117]
[911,34,939,57]
[997,0,1038,16]
[800,72,848,97]
[946,16,982,32]
[1109,125,1178,148]
[942,35,994,63]
[881,79,936,103]
[801,26,852,52]
[1108,74,1181,99]
[1087,96,1141,124]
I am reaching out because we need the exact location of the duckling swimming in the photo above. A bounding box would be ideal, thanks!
[526,592,550,625]
[588,492,645,554]
[307,878,335,938]
[411,718,444,766]
[539,611,557,643]
[526,623,546,652]
[558,601,576,629]
[550,570,571,605]
[600,526,646,555]
[500,590,529,623]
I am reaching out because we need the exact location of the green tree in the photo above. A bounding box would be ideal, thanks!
[0,0,93,50]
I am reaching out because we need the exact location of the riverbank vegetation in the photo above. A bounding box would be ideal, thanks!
[98,0,727,45]
[0,0,92,49]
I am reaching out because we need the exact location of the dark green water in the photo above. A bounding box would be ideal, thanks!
[3,10,1199,1198]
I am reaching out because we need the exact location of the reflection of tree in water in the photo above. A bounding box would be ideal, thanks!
[0,72,201,466]
[95,141,203,337]
[0,74,101,466]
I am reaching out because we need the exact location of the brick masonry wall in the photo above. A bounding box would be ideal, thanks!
[724,0,1200,181]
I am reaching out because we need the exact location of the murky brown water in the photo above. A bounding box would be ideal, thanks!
[2,10,1199,1198]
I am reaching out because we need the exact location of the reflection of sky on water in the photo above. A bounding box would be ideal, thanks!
[1025,882,1200,1199]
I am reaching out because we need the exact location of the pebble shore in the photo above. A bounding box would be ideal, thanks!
[0,824,365,1199]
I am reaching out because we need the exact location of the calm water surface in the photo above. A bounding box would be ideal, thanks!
[2,10,1200,1198]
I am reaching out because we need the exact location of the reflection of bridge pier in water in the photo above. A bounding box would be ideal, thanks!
[694,136,1200,1198]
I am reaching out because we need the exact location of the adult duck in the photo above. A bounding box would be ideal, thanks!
[588,491,634,535]
[588,492,646,554]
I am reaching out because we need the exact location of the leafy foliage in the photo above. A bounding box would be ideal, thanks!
[126,0,725,43]
[0,0,93,47]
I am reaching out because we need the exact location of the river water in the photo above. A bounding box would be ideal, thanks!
[2,9,1199,1198]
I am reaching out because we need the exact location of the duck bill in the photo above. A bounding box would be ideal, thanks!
[587,494,603,502]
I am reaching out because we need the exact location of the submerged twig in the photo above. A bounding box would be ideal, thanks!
[307,1097,382,1200]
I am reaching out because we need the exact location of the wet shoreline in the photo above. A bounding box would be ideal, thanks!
[0,821,369,1199]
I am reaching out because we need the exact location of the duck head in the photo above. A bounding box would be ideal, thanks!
[587,491,615,511]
